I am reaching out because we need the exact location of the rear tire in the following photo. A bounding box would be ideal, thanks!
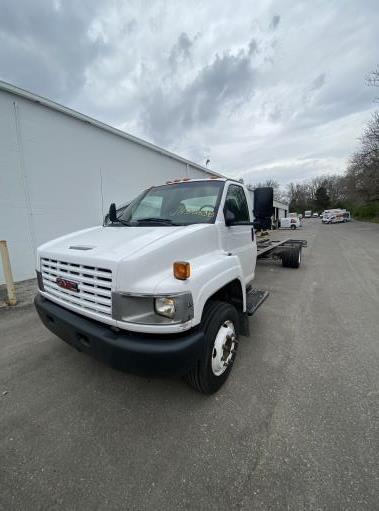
[290,224,296,230]
[282,245,301,268]
[185,301,239,394]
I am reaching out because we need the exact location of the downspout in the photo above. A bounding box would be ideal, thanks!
[13,100,36,259]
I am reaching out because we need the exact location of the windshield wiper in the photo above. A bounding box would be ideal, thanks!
[135,217,179,225]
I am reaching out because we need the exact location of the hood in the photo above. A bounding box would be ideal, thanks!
[38,224,194,263]
[38,222,221,296]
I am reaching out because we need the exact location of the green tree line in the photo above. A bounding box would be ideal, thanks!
[287,68,379,220]
[287,114,378,220]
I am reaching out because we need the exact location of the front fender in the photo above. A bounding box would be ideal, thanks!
[191,254,245,326]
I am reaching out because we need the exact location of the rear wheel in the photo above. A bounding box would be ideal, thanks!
[282,245,301,268]
[290,224,296,230]
[185,301,239,394]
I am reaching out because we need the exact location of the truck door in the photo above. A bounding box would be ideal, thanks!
[223,184,256,284]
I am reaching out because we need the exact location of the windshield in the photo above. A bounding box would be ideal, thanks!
[107,180,224,226]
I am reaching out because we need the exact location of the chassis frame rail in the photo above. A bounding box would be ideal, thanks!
[256,238,307,259]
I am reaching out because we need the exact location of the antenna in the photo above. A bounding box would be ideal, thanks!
[99,168,104,221]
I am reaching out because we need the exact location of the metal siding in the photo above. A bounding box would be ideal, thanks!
[0,89,213,283]
[0,93,36,282]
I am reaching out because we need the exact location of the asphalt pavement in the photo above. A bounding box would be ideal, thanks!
[1,220,378,510]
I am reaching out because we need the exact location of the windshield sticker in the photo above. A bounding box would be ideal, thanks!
[171,205,214,217]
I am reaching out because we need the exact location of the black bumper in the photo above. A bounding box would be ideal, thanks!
[35,294,204,376]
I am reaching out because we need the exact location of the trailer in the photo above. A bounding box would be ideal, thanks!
[322,209,347,224]
[344,211,351,222]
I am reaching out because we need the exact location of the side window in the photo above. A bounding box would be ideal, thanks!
[224,185,250,222]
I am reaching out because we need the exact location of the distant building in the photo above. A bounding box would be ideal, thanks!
[273,199,289,224]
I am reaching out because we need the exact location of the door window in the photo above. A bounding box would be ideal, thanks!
[224,185,249,222]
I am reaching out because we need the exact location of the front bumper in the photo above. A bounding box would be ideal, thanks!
[35,294,204,376]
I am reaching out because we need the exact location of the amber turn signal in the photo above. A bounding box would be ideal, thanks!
[173,261,191,280]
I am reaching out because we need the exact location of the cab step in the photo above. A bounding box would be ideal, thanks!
[246,288,269,316]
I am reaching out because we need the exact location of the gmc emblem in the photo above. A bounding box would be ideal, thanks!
[56,277,79,292]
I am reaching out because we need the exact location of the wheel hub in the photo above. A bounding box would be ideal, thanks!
[211,320,237,376]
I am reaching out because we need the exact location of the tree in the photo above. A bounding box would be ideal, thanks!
[249,178,287,202]
[344,112,379,205]
[366,66,379,102]
[287,182,309,213]
[251,68,379,219]
[314,185,330,211]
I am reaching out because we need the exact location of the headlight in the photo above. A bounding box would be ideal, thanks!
[112,292,193,324]
[154,297,176,319]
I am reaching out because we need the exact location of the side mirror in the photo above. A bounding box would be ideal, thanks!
[109,203,117,222]
[224,208,236,227]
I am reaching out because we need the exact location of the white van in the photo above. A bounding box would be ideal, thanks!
[280,216,301,230]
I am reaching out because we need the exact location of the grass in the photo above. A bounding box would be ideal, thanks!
[352,202,379,222]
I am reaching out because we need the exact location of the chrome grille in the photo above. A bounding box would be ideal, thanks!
[41,258,112,316]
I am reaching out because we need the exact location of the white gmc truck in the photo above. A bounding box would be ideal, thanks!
[35,178,301,393]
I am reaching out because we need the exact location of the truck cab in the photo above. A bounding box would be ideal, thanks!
[35,178,264,393]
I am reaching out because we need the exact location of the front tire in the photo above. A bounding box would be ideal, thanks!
[185,301,239,394]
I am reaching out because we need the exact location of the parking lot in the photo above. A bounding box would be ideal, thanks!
[1,220,378,510]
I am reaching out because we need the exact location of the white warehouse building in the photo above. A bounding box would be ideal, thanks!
[0,81,218,283]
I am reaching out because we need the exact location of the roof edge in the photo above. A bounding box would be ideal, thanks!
[0,80,224,178]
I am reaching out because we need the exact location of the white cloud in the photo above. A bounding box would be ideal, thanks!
[0,0,378,184]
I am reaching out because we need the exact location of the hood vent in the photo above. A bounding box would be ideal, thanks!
[69,245,94,251]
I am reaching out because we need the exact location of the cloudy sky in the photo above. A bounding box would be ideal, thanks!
[1,0,378,185]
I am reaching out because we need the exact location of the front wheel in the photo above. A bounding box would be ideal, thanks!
[185,301,239,394]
